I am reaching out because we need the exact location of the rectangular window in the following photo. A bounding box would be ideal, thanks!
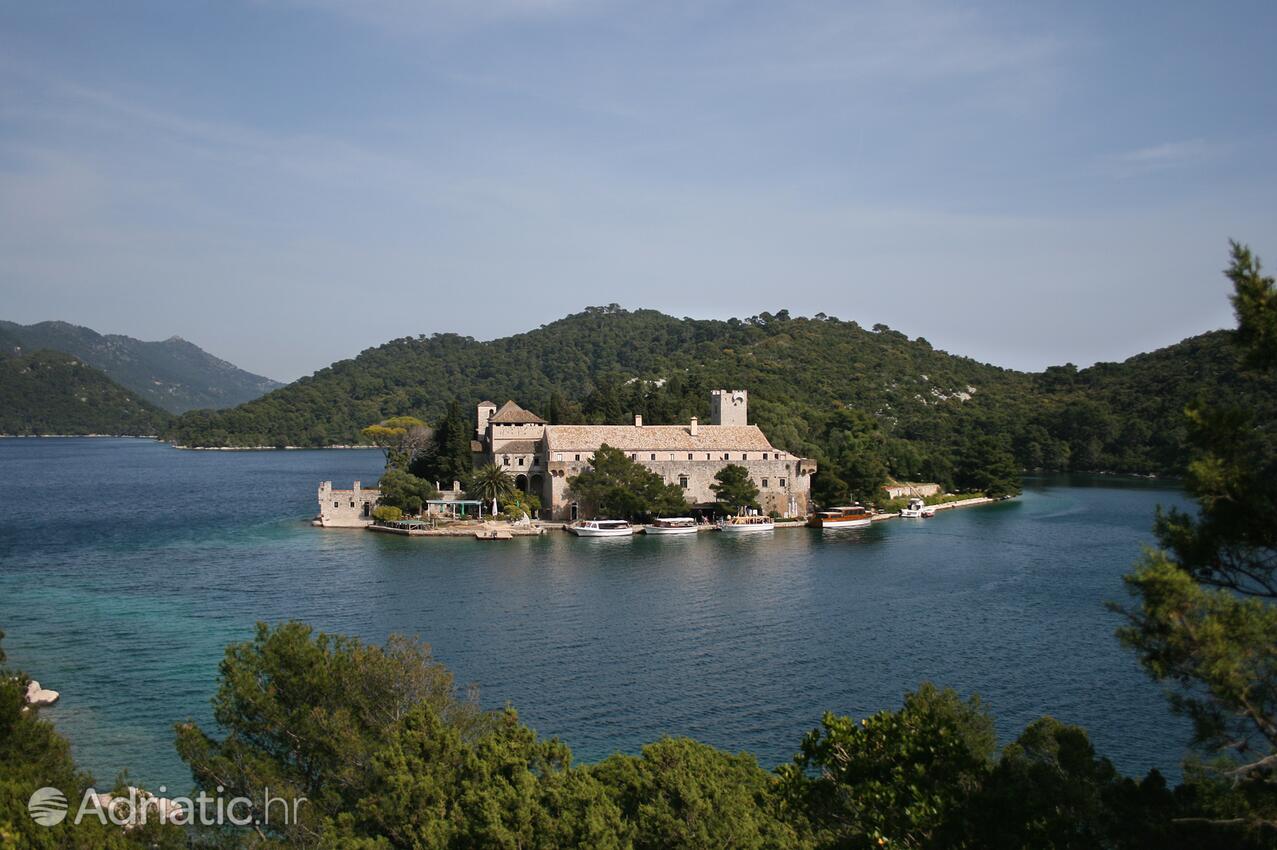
[762,479,769,488]
[334,501,339,508]
[763,452,769,460]
[575,454,581,461]
[688,453,693,460]
[780,478,787,487]
[503,457,510,465]
[679,476,689,489]
[650,453,656,461]
[350,501,355,507]
[631,453,637,460]
[742,453,748,460]
[518,457,525,466]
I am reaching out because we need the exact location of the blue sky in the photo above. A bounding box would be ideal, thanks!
[2,1,1275,381]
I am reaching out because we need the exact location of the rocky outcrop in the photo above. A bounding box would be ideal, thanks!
[86,788,189,828]
[25,679,60,707]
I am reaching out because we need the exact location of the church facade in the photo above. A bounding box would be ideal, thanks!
[472,390,816,521]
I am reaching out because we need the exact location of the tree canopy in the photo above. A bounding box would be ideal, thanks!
[1116,241,1277,837]
[567,445,689,521]
[161,305,1275,493]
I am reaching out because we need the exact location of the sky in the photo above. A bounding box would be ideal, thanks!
[2,1,1275,382]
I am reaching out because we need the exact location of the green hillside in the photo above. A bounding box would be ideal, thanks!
[164,307,1272,492]
[0,349,172,436]
[0,320,281,413]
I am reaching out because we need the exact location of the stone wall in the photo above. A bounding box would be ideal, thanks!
[544,456,812,520]
[884,482,942,499]
[317,480,380,527]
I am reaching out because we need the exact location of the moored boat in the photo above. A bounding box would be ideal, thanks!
[807,505,872,529]
[568,519,635,537]
[900,497,935,518]
[644,517,699,535]
[718,515,775,533]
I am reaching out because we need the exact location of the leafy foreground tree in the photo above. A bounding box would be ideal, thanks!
[778,684,996,849]
[0,630,184,850]
[1116,241,1277,840]
[590,738,804,850]
[709,463,760,515]
[566,444,688,521]
[175,624,1259,849]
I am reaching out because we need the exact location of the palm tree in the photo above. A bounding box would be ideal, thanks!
[467,463,516,517]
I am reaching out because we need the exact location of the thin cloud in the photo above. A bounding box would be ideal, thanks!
[1109,139,1227,175]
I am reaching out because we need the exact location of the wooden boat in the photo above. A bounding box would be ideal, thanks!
[644,517,699,535]
[807,505,873,529]
[718,515,775,533]
[568,520,635,537]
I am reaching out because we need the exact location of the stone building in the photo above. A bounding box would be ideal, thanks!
[472,390,816,521]
[316,480,380,527]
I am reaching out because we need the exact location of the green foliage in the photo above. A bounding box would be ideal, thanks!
[0,632,183,849]
[953,433,1021,498]
[0,319,280,413]
[810,408,891,506]
[778,683,996,849]
[0,350,171,436]
[1116,241,1277,838]
[175,622,494,847]
[159,306,1263,486]
[501,491,541,520]
[372,505,403,523]
[567,444,689,521]
[377,468,439,515]
[362,416,430,469]
[152,621,1275,849]
[410,401,473,487]
[467,462,517,515]
[709,464,760,513]
[591,738,805,850]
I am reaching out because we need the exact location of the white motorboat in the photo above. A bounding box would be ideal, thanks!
[644,517,699,535]
[807,505,873,529]
[568,519,634,537]
[900,498,936,518]
[719,515,775,533]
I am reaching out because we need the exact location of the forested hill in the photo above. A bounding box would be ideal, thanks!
[163,307,1269,484]
[0,350,172,436]
[0,320,281,413]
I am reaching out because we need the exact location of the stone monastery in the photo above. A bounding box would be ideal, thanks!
[318,389,816,525]
[476,389,816,521]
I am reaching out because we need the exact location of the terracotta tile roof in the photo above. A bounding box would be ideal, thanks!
[488,400,547,424]
[492,439,541,454]
[544,424,778,453]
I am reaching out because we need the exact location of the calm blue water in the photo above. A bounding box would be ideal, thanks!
[0,438,1191,790]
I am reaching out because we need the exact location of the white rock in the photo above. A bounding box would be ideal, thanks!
[25,680,60,707]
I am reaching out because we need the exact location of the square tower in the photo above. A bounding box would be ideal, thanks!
[476,400,497,439]
[710,389,748,426]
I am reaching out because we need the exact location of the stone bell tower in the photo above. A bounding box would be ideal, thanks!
[709,389,748,426]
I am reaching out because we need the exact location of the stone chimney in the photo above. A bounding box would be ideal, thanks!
[689,416,698,436]
[634,414,643,427]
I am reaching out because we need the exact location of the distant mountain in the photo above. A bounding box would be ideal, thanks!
[0,349,171,436]
[0,321,281,413]
[163,306,1271,481]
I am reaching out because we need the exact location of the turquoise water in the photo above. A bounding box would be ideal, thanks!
[0,438,1191,790]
